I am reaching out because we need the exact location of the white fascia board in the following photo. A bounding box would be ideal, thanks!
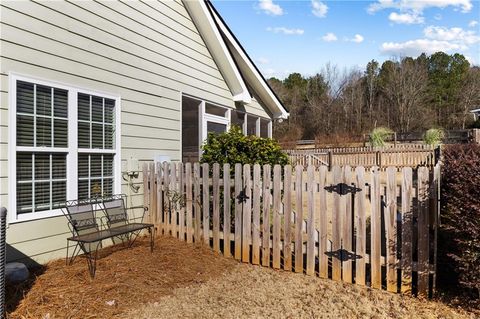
[209,4,289,120]
[183,0,251,104]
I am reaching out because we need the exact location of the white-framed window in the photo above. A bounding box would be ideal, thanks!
[181,95,273,162]
[8,73,121,223]
[245,114,272,138]
[200,102,230,143]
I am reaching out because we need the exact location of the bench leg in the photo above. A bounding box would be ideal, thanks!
[66,241,81,266]
[85,241,102,279]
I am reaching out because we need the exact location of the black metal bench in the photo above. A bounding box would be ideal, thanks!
[62,194,154,278]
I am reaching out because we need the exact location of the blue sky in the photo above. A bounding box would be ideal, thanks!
[212,0,480,79]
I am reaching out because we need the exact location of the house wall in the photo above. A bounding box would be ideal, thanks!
[0,0,242,264]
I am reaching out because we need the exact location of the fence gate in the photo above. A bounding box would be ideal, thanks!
[144,162,440,297]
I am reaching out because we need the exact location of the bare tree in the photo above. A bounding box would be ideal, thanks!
[458,67,480,129]
[380,57,428,132]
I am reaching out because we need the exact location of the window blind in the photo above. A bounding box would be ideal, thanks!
[16,81,68,214]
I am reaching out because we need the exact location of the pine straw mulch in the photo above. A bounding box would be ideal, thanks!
[6,236,237,319]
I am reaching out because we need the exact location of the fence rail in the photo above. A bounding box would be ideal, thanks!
[143,162,440,297]
[285,146,439,169]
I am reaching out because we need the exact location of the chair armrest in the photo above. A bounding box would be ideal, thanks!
[99,216,109,230]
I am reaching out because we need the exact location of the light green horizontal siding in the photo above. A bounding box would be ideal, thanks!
[0,0,236,264]
[244,99,272,119]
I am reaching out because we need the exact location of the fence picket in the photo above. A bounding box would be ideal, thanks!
[355,166,366,285]
[306,165,315,276]
[149,162,156,227]
[272,165,282,269]
[283,165,293,271]
[143,163,149,221]
[178,162,185,241]
[252,164,261,265]
[332,166,342,281]
[371,166,382,289]
[295,165,304,273]
[163,162,170,236]
[185,163,193,243]
[242,164,252,263]
[343,166,353,283]
[262,165,271,267]
[432,164,440,294]
[170,162,177,238]
[194,163,201,242]
[318,165,328,278]
[401,167,413,293]
[223,163,231,257]
[213,163,220,252]
[417,167,430,297]
[202,163,210,245]
[156,162,163,234]
[235,164,243,261]
[386,167,398,292]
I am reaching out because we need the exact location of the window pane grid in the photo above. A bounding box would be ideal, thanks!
[16,82,68,148]
[16,152,67,214]
[77,93,115,150]
[78,154,114,199]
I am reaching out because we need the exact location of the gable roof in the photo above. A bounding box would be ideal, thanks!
[182,0,289,120]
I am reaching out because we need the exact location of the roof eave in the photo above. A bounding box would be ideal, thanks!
[182,0,252,104]
[206,1,289,119]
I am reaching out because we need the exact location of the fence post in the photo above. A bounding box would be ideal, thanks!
[328,151,333,171]
[0,207,6,317]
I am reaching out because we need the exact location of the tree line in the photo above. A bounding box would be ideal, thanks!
[269,52,480,141]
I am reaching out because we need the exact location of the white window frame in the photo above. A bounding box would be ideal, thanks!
[245,114,272,138]
[200,101,230,145]
[8,73,121,223]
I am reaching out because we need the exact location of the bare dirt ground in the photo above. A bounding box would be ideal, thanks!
[7,237,476,319]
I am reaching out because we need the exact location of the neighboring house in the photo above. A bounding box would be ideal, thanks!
[0,0,289,264]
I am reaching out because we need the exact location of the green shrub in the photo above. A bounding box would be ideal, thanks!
[423,128,444,146]
[439,144,480,300]
[369,127,392,147]
[200,126,289,166]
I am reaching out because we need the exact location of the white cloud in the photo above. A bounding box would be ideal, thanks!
[469,20,479,28]
[464,55,476,65]
[311,0,328,18]
[424,26,480,45]
[389,12,424,24]
[368,0,473,14]
[258,0,284,16]
[266,27,304,35]
[380,25,479,57]
[256,57,270,65]
[434,14,442,21]
[381,39,463,56]
[322,32,338,42]
[349,34,364,43]
[262,68,291,80]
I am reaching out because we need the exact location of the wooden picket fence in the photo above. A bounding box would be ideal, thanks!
[285,146,439,169]
[143,162,440,297]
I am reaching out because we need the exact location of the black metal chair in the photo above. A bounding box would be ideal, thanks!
[62,195,154,278]
[100,194,153,249]
[62,198,103,275]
